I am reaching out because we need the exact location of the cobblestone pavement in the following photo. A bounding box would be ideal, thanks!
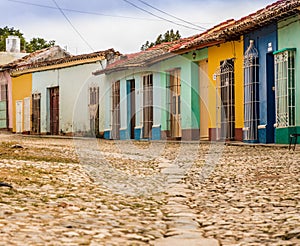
[0,133,299,245]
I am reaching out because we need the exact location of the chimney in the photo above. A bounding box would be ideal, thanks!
[6,36,21,53]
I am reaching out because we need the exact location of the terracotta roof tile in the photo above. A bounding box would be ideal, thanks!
[11,48,120,74]
[93,42,180,75]
[172,0,300,52]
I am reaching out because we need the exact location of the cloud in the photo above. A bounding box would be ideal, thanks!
[1,0,276,54]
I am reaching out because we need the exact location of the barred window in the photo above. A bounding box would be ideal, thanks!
[274,48,296,128]
[243,40,259,141]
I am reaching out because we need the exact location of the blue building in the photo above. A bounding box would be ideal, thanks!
[243,23,277,143]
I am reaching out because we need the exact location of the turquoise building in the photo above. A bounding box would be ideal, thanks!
[93,44,201,140]
[274,13,300,143]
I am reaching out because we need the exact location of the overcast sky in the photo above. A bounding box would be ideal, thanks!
[1,0,276,55]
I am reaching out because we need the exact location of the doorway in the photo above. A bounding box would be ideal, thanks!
[49,87,59,135]
[266,53,275,143]
[216,59,235,140]
[199,60,209,140]
[167,69,181,138]
[112,81,120,139]
[89,87,99,136]
[32,93,41,134]
[143,74,153,139]
[127,79,136,139]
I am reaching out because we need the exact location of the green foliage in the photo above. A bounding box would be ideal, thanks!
[0,26,26,51]
[26,38,56,53]
[0,26,55,53]
[141,29,181,51]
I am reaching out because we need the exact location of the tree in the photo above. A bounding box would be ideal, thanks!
[0,26,26,51]
[0,26,55,53]
[26,38,56,53]
[141,29,181,51]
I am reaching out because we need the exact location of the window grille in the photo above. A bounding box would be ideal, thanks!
[89,87,99,105]
[274,48,296,128]
[215,59,235,140]
[89,86,99,135]
[244,40,259,141]
[143,74,153,139]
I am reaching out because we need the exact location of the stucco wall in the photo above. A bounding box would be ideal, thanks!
[32,62,103,134]
[0,71,13,129]
[244,23,277,143]
[277,14,300,126]
[208,38,244,130]
[11,73,32,132]
[275,14,300,143]
[100,54,200,140]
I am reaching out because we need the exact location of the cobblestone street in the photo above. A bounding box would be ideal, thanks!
[0,133,299,245]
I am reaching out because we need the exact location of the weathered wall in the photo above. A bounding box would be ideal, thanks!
[11,73,32,132]
[208,38,244,140]
[32,62,103,134]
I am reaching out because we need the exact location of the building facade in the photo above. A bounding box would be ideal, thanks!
[243,23,278,143]
[274,14,300,143]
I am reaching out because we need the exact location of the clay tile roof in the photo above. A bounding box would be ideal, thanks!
[0,45,71,70]
[170,19,236,52]
[172,0,300,52]
[220,0,300,39]
[93,41,182,75]
[10,48,121,75]
[88,0,300,76]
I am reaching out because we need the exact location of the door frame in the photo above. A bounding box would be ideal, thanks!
[199,59,209,140]
[127,79,136,139]
[89,86,100,137]
[167,68,181,139]
[216,59,235,140]
[49,87,59,135]
[142,74,153,139]
[32,93,41,134]
[111,81,120,139]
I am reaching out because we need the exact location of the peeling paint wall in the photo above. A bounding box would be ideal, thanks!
[32,62,104,135]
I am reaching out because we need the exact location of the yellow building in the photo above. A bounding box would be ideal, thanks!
[11,73,32,133]
[207,37,244,141]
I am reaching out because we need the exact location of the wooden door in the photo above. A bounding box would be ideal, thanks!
[16,100,22,133]
[199,60,209,140]
[32,93,41,134]
[50,87,59,135]
[169,69,181,138]
[112,81,120,139]
[143,74,153,139]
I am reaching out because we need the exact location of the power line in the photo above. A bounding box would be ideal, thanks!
[137,0,206,31]
[7,0,161,21]
[122,0,202,31]
[52,0,94,51]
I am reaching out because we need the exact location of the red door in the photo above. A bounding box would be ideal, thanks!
[50,87,59,135]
